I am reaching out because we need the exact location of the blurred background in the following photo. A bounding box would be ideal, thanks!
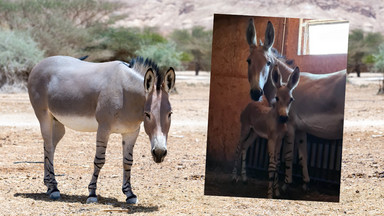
[0,0,384,92]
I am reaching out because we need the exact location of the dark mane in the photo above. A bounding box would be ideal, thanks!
[271,48,295,67]
[129,56,163,90]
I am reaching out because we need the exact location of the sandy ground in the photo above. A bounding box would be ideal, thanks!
[0,71,383,215]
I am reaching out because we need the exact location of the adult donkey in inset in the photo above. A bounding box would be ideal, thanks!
[244,18,346,190]
[28,56,175,204]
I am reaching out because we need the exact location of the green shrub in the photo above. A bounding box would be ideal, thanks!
[0,30,44,92]
[135,42,183,71]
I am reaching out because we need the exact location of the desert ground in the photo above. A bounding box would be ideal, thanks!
[0,71,383,215]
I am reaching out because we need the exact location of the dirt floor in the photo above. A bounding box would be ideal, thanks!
[0,71,383,215]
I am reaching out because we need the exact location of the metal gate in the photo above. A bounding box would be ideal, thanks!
[245,134,343,184]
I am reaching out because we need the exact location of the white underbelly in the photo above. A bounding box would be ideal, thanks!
[54,114,98,132]
[53,114,141,133]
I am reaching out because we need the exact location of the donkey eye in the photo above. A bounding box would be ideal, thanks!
[145,112,151,120]
[246,59,251,65]
[267,61,271,66]
[290,98,294,103]
[168,112,172,118]
[275,96,279,102]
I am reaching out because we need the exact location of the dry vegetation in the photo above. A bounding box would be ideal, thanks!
[0,72,383,215]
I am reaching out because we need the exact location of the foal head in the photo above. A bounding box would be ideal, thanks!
[270,65,300,123]
[246,19,275,101]
[143,68,176,163]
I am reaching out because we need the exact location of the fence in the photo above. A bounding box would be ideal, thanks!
[245,134,343,185]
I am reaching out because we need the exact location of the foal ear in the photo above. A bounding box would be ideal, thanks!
[246,18,257,46]
[264,21,275,50]
[287,67,300,90]
[144,68,155,93]
[163,67,176,93]
[271,65,282,89]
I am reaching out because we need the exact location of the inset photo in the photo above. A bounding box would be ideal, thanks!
[204,14,348,202]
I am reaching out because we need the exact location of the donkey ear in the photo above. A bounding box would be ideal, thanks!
[264,21,275,50]
[271,65,282,89]
[144,68,155,93]
[163,67,176,93]
[246,18,257,46]
[287,67,300,90]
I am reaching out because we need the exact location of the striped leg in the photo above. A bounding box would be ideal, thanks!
[281,129,295,193]
[40,113,65,200]
[267,136,278,199]
[232,127,253,183]
[86,126,110,204]
[121,128,140,204]
[296,131,310,191]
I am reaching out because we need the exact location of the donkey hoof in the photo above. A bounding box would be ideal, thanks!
[126,195,138,204]
[49,191,61,200]
[86,196,98,204]
[302,183,310,192]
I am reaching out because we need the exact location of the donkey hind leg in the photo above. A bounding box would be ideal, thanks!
[122,128,140,204]
[240,130,258,183]
[232,127,255,183]
[296,131,310,191]
[86,126,110,204]
[41,114,65,200]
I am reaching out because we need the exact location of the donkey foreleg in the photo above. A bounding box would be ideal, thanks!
[87,126,110,204]
[122,128,140,204]
[267,137,279,199]
[281,129,295,193]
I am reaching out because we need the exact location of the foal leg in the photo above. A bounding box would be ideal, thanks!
[281,129,295,193]
[121,128,140,204]
[86,126,111,203]
[296,131,310,191]
[40,113,65,200]
[232,127,255,183]
[267,136,278,199]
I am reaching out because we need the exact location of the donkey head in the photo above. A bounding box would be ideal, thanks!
[246,18,275,101]
[271,65,300,123]
[143,67,176,163]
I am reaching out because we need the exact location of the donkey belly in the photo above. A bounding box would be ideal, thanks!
[53,114,98,132]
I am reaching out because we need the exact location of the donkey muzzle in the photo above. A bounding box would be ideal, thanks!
[279,115,289,123]
[250,88,263,101]
[151,135,167,163]
[152,147,167,163]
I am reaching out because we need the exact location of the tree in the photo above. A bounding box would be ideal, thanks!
[348,29,384,76]
[171,26,212,75]
[0,0,121,56]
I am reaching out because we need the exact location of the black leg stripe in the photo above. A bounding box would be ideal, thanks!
[95,156,105,161]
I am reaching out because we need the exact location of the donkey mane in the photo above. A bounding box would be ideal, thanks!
[129,56,163,90]
[270,48,295,67]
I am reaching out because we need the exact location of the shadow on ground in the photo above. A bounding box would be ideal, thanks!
[14,193,159,213]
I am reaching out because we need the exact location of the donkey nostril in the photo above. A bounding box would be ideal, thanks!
[152,149,156,156]
[164,150,167,157]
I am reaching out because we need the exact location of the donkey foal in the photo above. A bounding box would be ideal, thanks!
[232,65,300,198]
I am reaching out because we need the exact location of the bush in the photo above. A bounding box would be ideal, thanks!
[135,42,183,71]
[0,30,44,92]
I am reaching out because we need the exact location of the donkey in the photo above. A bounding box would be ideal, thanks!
[244,18,346,190]
[28,56,175,204]
[232,65,300,198]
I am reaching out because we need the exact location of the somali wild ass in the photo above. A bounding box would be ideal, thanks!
[28,56,175,204]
